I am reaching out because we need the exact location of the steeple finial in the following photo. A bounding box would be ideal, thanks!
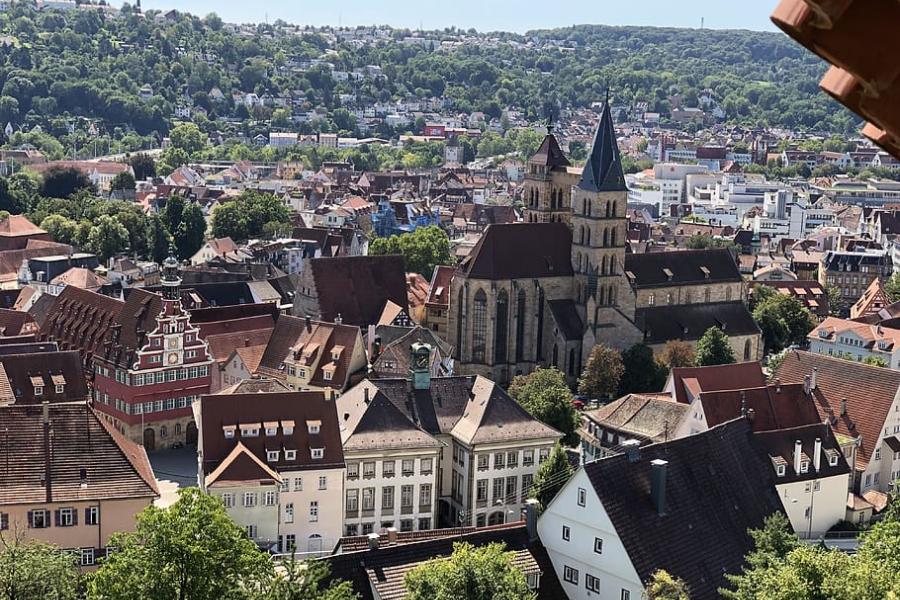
[546,116,553,135]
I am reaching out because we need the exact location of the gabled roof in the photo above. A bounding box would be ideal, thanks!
[751,422,850,485]
[0,350,89,404]
[309,255,409,327]
[578,100,626,192]
[529,132,571,168]
[205,441,282,487]
[624,249,741,288]
[336,381,441,452]
[0,403,158,505]
[697,383,821,432]
[458,223,574,280]
[637,301,760,345]
[776,350,900,468]
[581,418,783,600]
[583,393,688,442]
[97,288,163,368]
[0,215,46,237]
[851,277,889,319]
[40,286,124,359]
[667,361,767,404]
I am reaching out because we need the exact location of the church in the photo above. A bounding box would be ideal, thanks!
[447,100,762,385]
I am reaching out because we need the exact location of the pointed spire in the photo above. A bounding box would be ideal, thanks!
[578,98,626,192]
[529,130,570,168]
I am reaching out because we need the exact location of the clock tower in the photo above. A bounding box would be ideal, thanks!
[410,342,432,390]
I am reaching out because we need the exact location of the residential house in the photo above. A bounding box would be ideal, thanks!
[0,215,52,251]
[0,348,88,404]
[809,317,900,368]
[196,386,345,554]
[818,250,891,310]
[748,280,830,321]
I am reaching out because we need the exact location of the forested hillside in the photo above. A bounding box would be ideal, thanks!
[0,3,850,161]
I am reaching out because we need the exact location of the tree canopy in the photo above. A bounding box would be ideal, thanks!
[529,442,574,510]
[578,344,624,400]
[0,537,82,600]
[695,327,736,366]
[751,285,815,355]
[211,190,291,242]
[369,226,454,279]
[619,343,667,395]
[509,367,579,446]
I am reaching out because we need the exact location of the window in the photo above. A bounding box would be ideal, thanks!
[382,461,395,478]
[55,384,64,394]
[221,493,235,508]
[586,574,601,593]
[776,464,786,477]
[421,458,433,475]
[308,422,320,435]
[81,548,95,567]
[85,506,99,525]
[318,476,327,490]
[284,503,294,523]
[418,517,431,530]
[344,525,358,537]
[472,289,487,362]
[563,565,579,585]
[311,448,324,459]
[402,459,414,476]
[622,589,631,600]
[875,448,881,461]
[347,463,359,479]
[265,426,277,437]
[507,451,518,468]
[362,522,374,535]
[577,487,586,507]
[594,537,603,554]
[829,454,839,466]
[539,448,549,464]
[800,460,809,474]
[293,477,303,492]
[523,450,534,467]
[419,484,432,507]
[243,492,258,507]
[241,426,259,437]
[34,385,43,396]
[562,525,571,541]
[246,524,257,539]
[521,474,533,501]
[400,519,414,532]
[364,461,376,478]
[506,476,517,499]
[284,449,297,461]
[346,490,359,512]
[401,485,414,508]
[267,450,280,462]
[382,486,395,509]
[494,452,505,469]
[648,293,655,306]
[477,479,488,502]
[263,491,276,506]
[493,478,504,502]
[362,488,375,511]
[309,501,318,522]
[58,508,75,527]
[30,509,48,528]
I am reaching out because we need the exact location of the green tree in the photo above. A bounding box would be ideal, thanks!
[149,214,173,264]
[211,191,290,243]
[109,171,136,195]
[0,537,81,600]
[646,570,691,600]
[825,284,844,316]
[169,122,208,156]
[258,555,357,600]
[529,442,574,510]
[40,214,79,245]
[721,513,801,600]
[863,356,889,367]
[174,203,207,260]
[619,343,667,395]
[129,153,157,180]
[752,289,815,355]
[695,327,736,366]
[658,340,695,370]
[88,488,273,600]
[368,226,454,279]
[509,367,578,446]
[885,273,900,304]
[578,344,624,400]
[87,214,129,260]
[40,166,95,198]
[404,542,534,600]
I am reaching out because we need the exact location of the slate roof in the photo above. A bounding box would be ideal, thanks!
[636,301,760,345]
[199,390,344,475]
[547,299,583,341]
[530,132,571,168]
[0,350,88,404]
[459,223,574,280]
[96,288,163,369]
[322,522,568,600]
[582,418,783,600]
[309,255,409,327]
[624,249,741,288]
[205,441,282,487]
[0,403,158,505]
[579,100,626,192]
[751,422,850,485]
[776,350,900,469]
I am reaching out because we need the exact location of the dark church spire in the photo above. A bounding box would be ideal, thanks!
[578,98,626,192]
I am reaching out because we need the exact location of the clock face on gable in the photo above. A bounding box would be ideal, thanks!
[168,352,179,365]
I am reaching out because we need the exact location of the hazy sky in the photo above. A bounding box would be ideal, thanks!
[127,1,777,33]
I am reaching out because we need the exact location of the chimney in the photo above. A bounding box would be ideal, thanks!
[386,527,398,544]
[740,391,747,417]
[813,437,822,473]
[840,398,847,416]
[522,498,540,541]
[244,338,249,347]
[793,439,803,474]
[810,367,818,391]
[334,313,343,325]
[42,400,52,502]
[746,408,756,423]
[305,315,312,332]
[803,375,811,394]
[623,439,641,463]
[367,533,380,550]
[650,459,668,516]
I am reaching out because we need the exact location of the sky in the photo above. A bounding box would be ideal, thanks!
[129,1,778,33]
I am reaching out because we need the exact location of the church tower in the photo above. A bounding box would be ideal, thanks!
[522,126,578,224]
[571,99,630,332]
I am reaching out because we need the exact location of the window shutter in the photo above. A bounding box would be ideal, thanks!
[0,513,7,530]
[72,509,78,526]
[85,508,91,524]
[54,509,61,527]
[27,510,33,528]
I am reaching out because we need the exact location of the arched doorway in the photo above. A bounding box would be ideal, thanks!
[307,534,323,553]
[186,421,198,446]
[488,511,505,526]
[143,428,156,451]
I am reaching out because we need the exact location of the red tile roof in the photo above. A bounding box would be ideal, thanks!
[668,361,767,404]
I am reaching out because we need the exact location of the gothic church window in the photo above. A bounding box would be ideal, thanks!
[515,290,526,362]
[472,289,487,363]
[495,291,509,363]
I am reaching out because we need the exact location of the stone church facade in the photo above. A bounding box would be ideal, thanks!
[448,101,761,386]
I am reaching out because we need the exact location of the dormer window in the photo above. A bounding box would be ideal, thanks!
[240,425,259,437]
[828,454,839,466]
[281,421,295,435]
[323,369,333,381]
[264,422,278,437]
[223,425,236,439]
[284,449,297,461]
[267,450,280,462]
[776,464,786,477]
[34,386,43,396]
[307,421,321,435]
[800,460,809,473]
[311,448,324,459]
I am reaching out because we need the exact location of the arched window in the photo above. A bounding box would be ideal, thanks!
[456,288,465,358]
[515,290,527,362]
[552,344,559,368]
[579,225,585,244]
[568,348,577,376]
[472,289,487,363]
[598,286,606,305]
[308,534,323,552]
[610,201,616,217]
[610,227,617,247]
[744,339,753,361]
[587,200,592,216]
[536,288,545,361]
[602,228,609,247]
[582,198,587,215]
[608,286,616,306]
[586,227,591,246]
[601,255,608,276]
[606,201,612,218]
[495,290,509,363]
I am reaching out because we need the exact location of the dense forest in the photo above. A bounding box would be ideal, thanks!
[0,2,852,161]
